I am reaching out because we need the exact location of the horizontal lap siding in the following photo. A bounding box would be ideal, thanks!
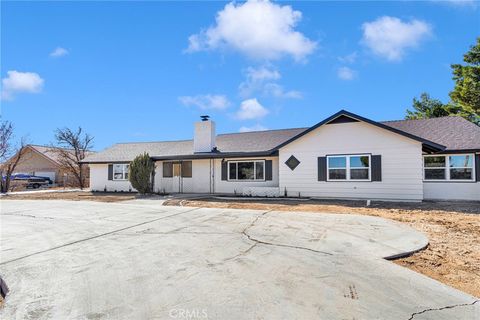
[279,121,424,201]
[154,160,211,193]
[214,157,279,194]
[90,164,135,192]
[424,182,480,201]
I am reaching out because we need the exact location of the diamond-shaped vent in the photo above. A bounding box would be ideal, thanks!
[285,155,300,171]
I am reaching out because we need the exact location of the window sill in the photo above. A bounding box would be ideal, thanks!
[423,180,477,183]
[326,180,372,182]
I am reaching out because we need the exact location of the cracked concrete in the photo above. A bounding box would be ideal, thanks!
[1,200,478,319]
[408,300,479,319]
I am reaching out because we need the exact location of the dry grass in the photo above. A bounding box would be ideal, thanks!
[164,198,480,298]
[1,191,137,203]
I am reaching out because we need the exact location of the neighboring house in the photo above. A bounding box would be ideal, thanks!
[81,110,480,201]
[12,145,92,186]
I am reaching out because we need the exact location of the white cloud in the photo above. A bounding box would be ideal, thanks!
[186,0,317,61]
[239,66,302,99]
[1,70,44,101]
[239,124,268,132]
[337,67,356,81]
[236,98,269,120]
[263,83,303,98]
[338,52,357,64]
[50,47,69,58]
[179,94,230,110]
[361,16,432,61]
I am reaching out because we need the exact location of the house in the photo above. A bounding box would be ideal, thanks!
[12,145,92,186]
[81,110,480,201]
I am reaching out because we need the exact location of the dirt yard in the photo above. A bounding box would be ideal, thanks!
[164,198,480,298]
[0,191,137,203]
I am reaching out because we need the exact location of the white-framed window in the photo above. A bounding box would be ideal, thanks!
[327,154,370,181]
[113,164,129,180]
[424,154,475,181]
[228,160,265,181]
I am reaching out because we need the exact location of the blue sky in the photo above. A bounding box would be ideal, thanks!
[1,1,479,150]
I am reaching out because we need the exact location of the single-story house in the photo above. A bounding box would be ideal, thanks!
[81,110,480,201]
[12,144,92,186]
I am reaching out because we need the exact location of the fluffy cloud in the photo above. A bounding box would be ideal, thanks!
[179,94,230,110]
[362,16,432,61]
[239,124,268,132]
[239,66,302,99]
[1,70,44,101]
[236,98,269,120]
[50,47,69,58]
[337,67,356,80]
[186,0,316,61]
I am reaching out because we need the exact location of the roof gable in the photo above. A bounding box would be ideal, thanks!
[274,110,446,153]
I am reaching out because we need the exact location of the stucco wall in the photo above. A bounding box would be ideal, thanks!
[14,148,59,178]
[278,121,424,201]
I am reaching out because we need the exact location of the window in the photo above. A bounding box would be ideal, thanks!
[113,164,129,180]
[327,155,370,181]
[424,154,474,181]
[228,160,265,181]
[163,161,192,178]
[424,156,446,180]
[181,161,192,178]
[163,162,173,178]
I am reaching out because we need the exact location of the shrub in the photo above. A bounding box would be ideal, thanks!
[129,152,155,194]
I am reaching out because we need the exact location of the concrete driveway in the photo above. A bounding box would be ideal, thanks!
[0,200,478,319]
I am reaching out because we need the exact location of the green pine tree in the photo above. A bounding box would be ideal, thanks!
[449,37,480,124]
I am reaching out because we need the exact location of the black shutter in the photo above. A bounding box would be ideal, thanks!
[318,157,327,181]
[221,161,228,181]
[371,155,382,181]
[476,154,480,182]
[265,160,273,181]
[163,162,173,178]
[108,164,113,180]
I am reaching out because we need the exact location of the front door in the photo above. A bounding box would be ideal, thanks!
[172,162,182,193]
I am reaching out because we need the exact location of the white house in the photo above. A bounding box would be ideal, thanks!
[82,110,480,201]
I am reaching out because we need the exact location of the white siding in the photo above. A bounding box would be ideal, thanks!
[213,157,279,194]
[424,183,480,201]
[89,164,135,192]
[154,157,279,194]
[279,121,424,201]
[154,160,211,194]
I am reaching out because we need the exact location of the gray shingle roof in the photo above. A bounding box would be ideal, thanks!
[82,115,480,163]
[82,128,307,163]
[382,116,480,151]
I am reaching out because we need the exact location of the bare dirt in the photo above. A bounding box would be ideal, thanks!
[1,191,137,203]
[164,198,480,298]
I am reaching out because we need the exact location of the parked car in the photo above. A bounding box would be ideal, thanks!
[11,174,52,189]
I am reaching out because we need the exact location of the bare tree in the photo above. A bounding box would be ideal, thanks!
[51,127,94,189]
[0,120,27,193]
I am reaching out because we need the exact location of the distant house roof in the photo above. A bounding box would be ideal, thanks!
[82,112,480,163]
[28,145,96,165]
